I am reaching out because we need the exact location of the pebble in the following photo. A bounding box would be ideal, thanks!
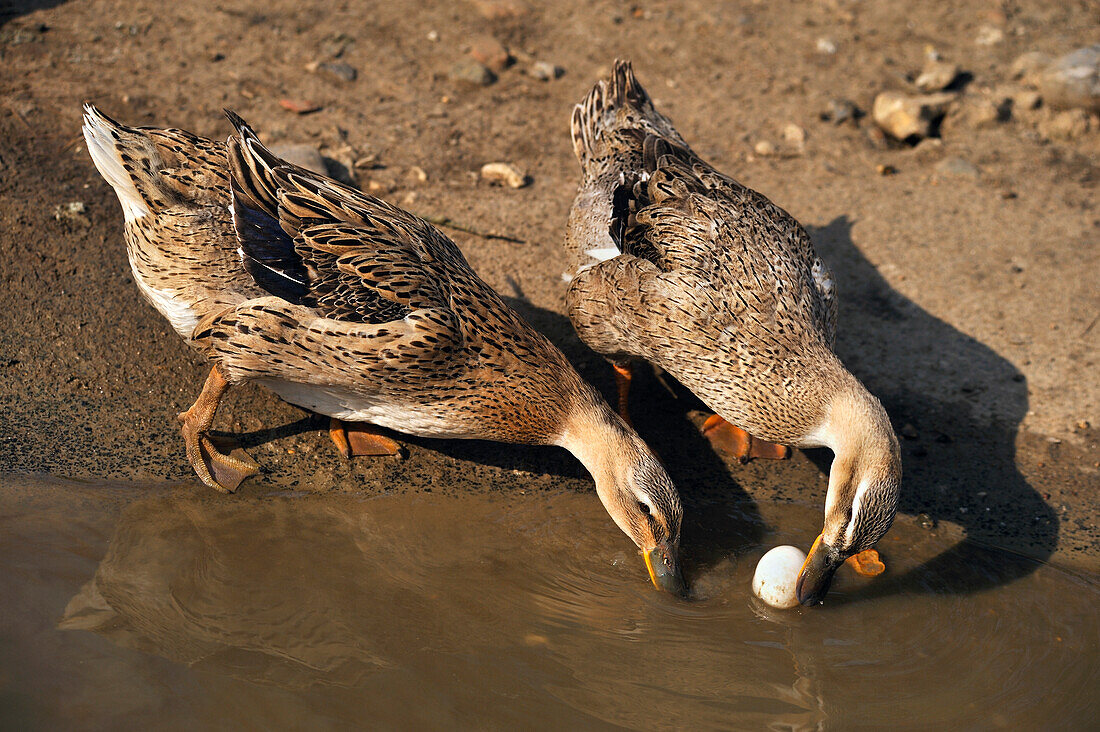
[753,140,777,157]
[529,61,564,81]
[974,25,1004,46]
[469,36,512,73]
[278,98,322,114]
[934,156,981,180]
[450,59,496,86]
[471,0,526,19]
[1038,44,1100,112]
[1014,90,1042,111]
[781,123,806,149]
[1038,109,1094,141]
[53,201,89,227]
[1011,51,1052,83]
[823,97,860,125]
[915,60,959,92]
[872,91,954,141]
[317,61,357,83]
[269,143,327,175]
[916,513,936,530]
[815,37,837,55]
[480,162,528,188]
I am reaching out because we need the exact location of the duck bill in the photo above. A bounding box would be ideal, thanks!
[796,534,844,606]
[643,541,686,596]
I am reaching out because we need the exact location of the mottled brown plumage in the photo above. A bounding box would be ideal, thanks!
[564,63,901,604]
[83,105,685,594]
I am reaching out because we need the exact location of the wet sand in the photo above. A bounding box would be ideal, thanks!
[2,475,1097,729]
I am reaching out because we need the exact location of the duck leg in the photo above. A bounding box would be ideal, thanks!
[611,362,634,425]
[329,418,404,458]
[177,365,259,493]
[845,548,886,576]
[701,415,790,463]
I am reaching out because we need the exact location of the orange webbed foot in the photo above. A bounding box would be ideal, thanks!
[329,418,405,458]
[701,415,790,463]
[846,549,886,576]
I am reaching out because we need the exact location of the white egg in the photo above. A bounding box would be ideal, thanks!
[752,545,807,609]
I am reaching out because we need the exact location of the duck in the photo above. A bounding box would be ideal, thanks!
[562,62,901,605]
[82,104,686,594]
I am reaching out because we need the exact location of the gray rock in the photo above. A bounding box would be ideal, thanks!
[915,60,959,92]
[872,91,955,141]
[822,98,860,125]
[529,61,564,81]
[269,143,327,175]
[318,62,357,83]
[1039,44,1100,112]
[1038,109,1094,141]
[450,59,496,87]
[934,156,980,180]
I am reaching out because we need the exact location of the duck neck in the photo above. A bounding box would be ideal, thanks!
[812,380,901,542]
[552,387,641,530]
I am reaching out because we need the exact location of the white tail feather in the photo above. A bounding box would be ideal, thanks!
[81,105,149,221]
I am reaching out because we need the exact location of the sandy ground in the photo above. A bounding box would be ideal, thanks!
[1,0,1097,570]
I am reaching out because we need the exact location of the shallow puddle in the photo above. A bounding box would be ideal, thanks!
[1,474,1097,730]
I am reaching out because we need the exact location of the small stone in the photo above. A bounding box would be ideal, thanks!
[876,163,897,176]
[975,25,1004,46]
[911,137,944,162]
[317,61,357,83]
[278,98,322,114]
[1011,51,1053,82]
[53,201,89,227]
[450,59,496,86]
[934,156,981,180]
[781,123,806,147]
[872,91,955,141]
[1038,44,1100,112]
[319,33,354,59]
[269,143,327,175]
[409,166,428,183]
[753,140,776,156]
[480,162,528,188]
[471,0,526,19]
[426,30,439,42]
[1014,90,1042,111]
[823,97,860,125]
[916,513,936,530]
[815,37,837,55]
[1076,420,1092,431]
[1038,108,1094,140]
[529,61,564,81]
[915,60,959,92]
[469,36,512,73]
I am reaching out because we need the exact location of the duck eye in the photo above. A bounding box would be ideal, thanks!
[638,501,652,516]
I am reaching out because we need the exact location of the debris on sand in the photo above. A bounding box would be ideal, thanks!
[872,91,954,141]
[1038,44,1100,112]
[934,156,980,181]
[53,201,89,227]
[480,162,529,188]
[450,59,496,87]
[316,61,357,83]
[915,59,959,92]
[278,98,322,114]
[822,97,860,125]
[469,36,512,73]
[529,61,564,81]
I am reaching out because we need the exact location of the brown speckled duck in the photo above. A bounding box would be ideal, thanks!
[562,62,901,605]
[83,105,685,594]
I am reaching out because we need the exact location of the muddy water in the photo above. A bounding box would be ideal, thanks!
[1,475,1097,730]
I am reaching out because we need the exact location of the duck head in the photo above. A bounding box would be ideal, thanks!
[556,389,686,596]
[797,381,902,606]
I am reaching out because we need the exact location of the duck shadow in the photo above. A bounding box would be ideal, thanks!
[0,1,67,28]
[805,216,1056,601]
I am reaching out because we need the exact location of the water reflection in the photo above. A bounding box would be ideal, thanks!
[40,483,1098,730]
